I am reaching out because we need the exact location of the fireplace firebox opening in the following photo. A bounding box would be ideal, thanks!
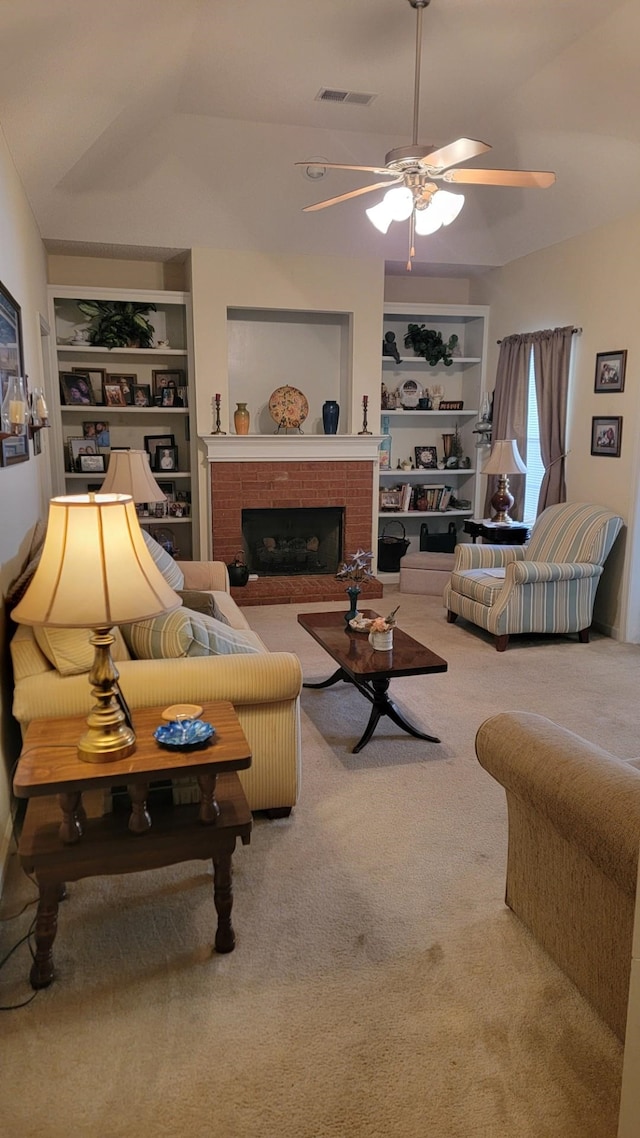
[242,507,344,576]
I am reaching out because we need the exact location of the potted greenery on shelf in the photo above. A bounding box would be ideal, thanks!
[404,324,459,366]
[76,300,158,349]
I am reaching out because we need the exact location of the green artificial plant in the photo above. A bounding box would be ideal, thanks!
[76,300,158,349]
[403,324,459,367]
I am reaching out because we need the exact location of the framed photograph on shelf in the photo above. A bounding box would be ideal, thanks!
[72,367,106,404]
[144,433,175,465]
[79,453,106,474]
[414,445,438,469]
[152,369,185,398]
[131,384,151,407]
[83,420,110,448]
[379,488,404,512]
[68,436,100,471]
[1,433,29,467]
[157,480,175,502]
[154,444,179,473]
[107,374,136,404]
[103,381,127,407]
[591,416,622,457]
[60,371,95,406]
[594,350,626,393]
[0,279,25,385]
[160,384,184,407]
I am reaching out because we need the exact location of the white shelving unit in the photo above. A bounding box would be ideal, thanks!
[378,302,489,560]
[47,286,198,560]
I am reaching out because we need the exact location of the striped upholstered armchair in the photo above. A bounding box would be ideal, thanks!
[443,502,623,651]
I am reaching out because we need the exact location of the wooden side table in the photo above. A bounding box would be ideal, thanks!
[464,518,531,545]
[14,701,252,988]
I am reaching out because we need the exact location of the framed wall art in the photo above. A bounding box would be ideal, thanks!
[0,280,25,400]
[414,445,438,469]
[594,350,626,393]
[591,416,622,457]
[1,433,29,467]
[60,372,95,406]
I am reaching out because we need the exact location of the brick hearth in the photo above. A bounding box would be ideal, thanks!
[210,458,384,606]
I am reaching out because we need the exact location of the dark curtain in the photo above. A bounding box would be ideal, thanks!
[532,326,573,511]
[484,334,530,520]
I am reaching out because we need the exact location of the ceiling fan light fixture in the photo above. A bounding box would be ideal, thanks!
[431,189,465,226]
[366,200,394,234]
[383,186,414,221]
[414,204,443,237]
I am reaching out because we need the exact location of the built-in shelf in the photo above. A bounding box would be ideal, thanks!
[382,356,481,366]
[59,406,188,415]
[382,410,478,418]
[380,469,477,478]
[56,345,187,357]
[379,509,472,519]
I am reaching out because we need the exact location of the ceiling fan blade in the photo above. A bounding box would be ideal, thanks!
[303,180,402,212]
[420,138,492,171]
[295,161,396,176]
[444,168,556,188]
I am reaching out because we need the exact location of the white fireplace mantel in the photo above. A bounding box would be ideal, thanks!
[202,435,386,463]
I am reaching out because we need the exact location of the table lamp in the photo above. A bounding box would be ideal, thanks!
[101,448,166,505]
[483,439,527,524]
[12,494,181,763]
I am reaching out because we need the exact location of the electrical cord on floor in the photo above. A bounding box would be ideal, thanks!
[0,916,39,1010]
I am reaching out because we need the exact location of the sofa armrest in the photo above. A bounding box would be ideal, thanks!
[453,543,525,571]
[475,711,640,896]
[509,561,603,585]
[177,560,230,593]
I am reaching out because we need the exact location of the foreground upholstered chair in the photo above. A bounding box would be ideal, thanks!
[476,711,640,1040]
[443,501,623,650]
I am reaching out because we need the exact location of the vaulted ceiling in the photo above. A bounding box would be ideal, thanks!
[1,0,639,275]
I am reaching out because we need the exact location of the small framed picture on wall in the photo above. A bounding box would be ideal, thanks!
[591,416,622,457]
[594,350,626,393]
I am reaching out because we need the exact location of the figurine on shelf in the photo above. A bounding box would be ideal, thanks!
[382,331,402,364]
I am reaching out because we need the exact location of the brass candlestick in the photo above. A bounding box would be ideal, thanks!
[212,394,226,435]
[358,395,372,435]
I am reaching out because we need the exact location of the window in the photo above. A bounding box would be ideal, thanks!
[523,347,545,525]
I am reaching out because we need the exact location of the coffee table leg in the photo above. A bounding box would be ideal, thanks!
[352,678,440,753]
[30,881,64,989]
[212,847,236,953]
[303,667,346,690]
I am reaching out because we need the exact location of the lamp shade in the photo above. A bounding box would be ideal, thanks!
[101,449,166,503]
[12,494,180,628]
[483,439,527,476]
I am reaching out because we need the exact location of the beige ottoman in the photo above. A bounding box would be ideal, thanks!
[399,551,456,596]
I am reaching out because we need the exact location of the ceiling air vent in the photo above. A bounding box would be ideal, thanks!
[315,88,377,106]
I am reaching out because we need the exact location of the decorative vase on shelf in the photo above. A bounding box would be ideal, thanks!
[234,402,250,435]
[322,400,340,435]
[345,585,361,624]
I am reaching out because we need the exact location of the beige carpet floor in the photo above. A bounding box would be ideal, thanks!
[1,586,636,1138]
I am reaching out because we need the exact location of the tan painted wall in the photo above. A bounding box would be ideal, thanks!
[47,255,187,291]
[0,125,49,881]
[470,210,640,641]
[384,275,471,305]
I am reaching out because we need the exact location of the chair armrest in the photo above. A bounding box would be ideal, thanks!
[508,561,603,585]
[475,711,640,895]
[177,560,230,592]
[117,652,302,708]
[453,543,525,571]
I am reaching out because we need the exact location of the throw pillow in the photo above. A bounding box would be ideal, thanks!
[175,590,216,618]
[122,607,265,660]
[5,519,48,610]
[34,626,131,677]
[141,529,184,591]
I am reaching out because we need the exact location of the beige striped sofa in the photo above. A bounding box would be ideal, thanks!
[443,501,623,651]
[476,711,640,1040]
[10,548,303,816]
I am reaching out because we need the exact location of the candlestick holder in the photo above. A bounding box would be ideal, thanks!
[212,394,226,435]
[358,395,372,435]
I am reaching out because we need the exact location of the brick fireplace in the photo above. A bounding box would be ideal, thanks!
[205,436,385,606]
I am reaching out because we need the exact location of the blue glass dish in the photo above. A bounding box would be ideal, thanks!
[153,719,215,750]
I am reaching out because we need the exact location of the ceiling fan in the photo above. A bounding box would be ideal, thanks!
[296,0,555,270]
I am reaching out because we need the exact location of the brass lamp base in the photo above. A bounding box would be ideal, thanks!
[489,475,515,525]
[77,627,136,763]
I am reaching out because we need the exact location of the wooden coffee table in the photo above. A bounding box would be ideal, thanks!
[297,609,447,753]
[13,701,252,988]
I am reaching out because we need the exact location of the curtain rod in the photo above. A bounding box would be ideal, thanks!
[496,327,582,344]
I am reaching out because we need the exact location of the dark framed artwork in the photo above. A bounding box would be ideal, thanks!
[107,374,136,404]
[1,433,29,466]
[69,436,100,471]
[0,280,25,397]
[591,416,622,457]
[152,369,185,398]
[414,445,439,469]
[154,444,179,473]
[72,367,106,404]
[60,371,95,406]
[103,381,127,407]
[144,433,175,464]
[594,350,626,393]
[79,453,106,474]
[131,384,151,407]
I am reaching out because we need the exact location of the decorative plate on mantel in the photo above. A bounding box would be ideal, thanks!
[268,385,309,430]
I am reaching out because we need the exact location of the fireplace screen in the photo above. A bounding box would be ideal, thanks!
[242,507,344,576]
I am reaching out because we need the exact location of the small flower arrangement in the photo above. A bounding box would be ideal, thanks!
[369,606,400,633]
[336,548,375,585]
